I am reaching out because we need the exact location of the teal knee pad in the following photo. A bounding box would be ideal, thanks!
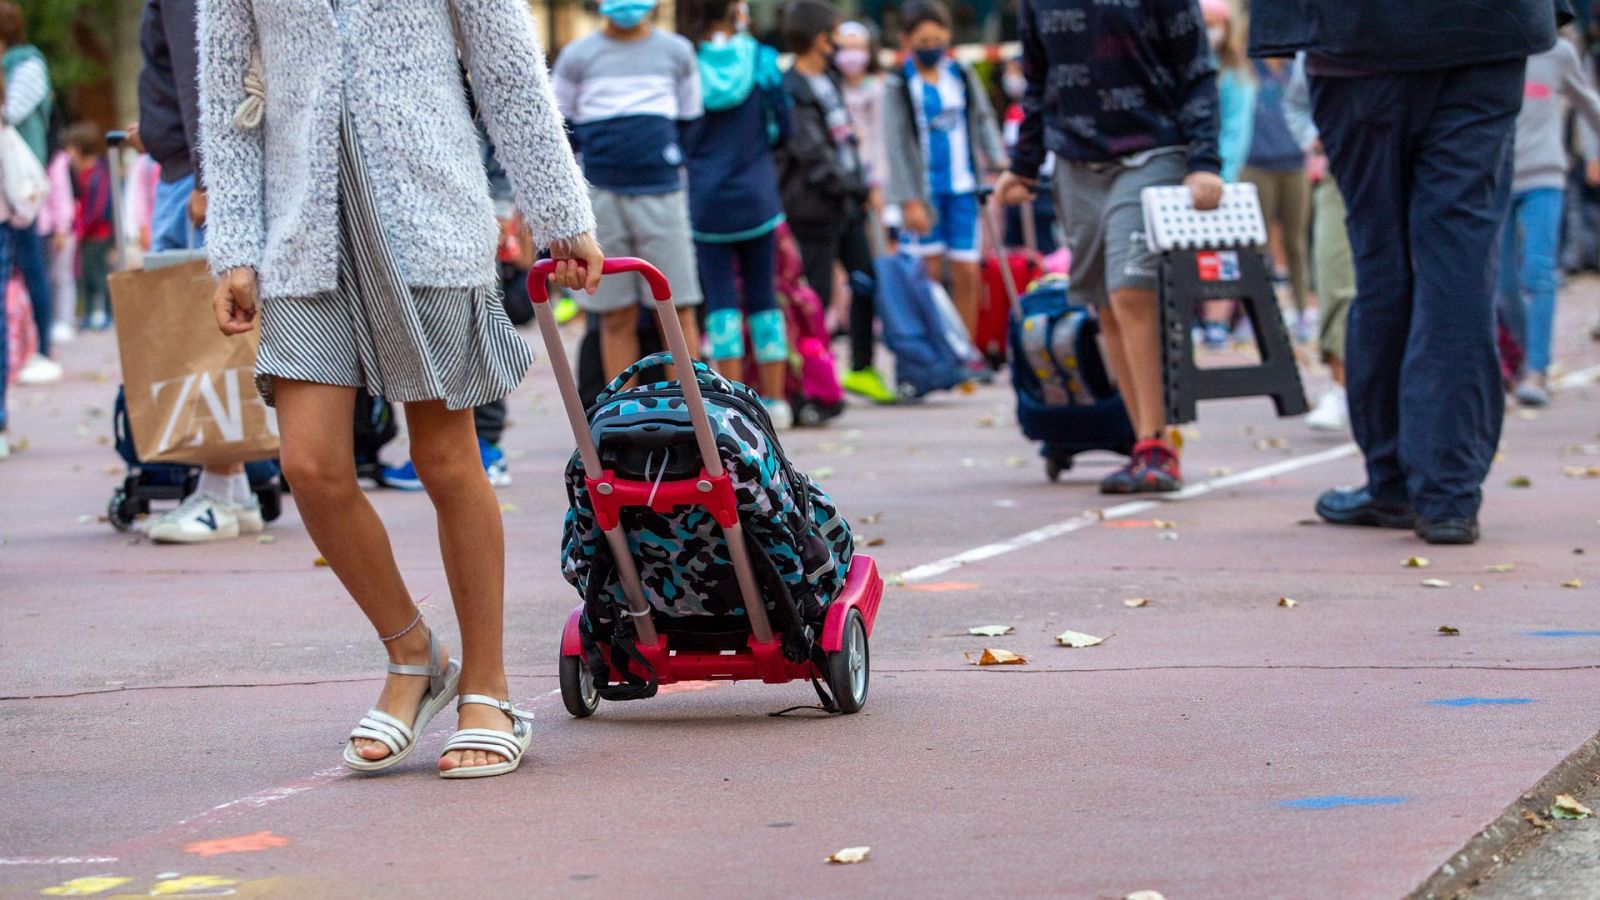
[749,308,788,364]
[707,308,745,360]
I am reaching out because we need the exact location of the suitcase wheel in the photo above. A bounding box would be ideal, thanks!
[256,481,283,523]
[796,401,826,428]
[559,652,599,718]
[825,608,869,714]
[107,488,138,533]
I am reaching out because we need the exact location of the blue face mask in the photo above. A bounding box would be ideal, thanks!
[600,0,655,29]
[913,45,946,69]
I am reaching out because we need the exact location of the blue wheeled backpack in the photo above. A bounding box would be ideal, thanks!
[1010,276,1136,480]
[874,252,970,400]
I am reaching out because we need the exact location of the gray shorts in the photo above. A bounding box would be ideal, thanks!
[583,186,704,313]
[1053,149,1187,306]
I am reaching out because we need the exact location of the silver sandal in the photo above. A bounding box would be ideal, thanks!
[343,623,461,772]
[438,695,535,779]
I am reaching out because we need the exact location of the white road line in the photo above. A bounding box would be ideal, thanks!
[901,443,1360,582]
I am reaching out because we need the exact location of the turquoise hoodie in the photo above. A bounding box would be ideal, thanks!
[697,33,781,113]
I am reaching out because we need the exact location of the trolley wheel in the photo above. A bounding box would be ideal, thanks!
[559,653,599,718]
[107,489,136,533]
[896,381,921,403]
[257,481,283,522]
[1044,457,1063,483]
[796,401,825,428]
[825,609,869,714]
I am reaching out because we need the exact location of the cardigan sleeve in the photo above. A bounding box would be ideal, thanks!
[196,0,266,274]
[451,0,595,250]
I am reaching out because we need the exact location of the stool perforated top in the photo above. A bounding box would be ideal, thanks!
[1140,183,1268,253]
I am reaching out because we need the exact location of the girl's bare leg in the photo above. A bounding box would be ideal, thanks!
[401,400,514,773]
[273,379,445,762]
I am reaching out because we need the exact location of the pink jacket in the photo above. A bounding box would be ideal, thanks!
[36,152,75,238]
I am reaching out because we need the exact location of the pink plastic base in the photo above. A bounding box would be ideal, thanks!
[559,555,884,688]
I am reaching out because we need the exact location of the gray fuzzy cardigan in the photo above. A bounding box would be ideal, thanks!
[197,0,595,300]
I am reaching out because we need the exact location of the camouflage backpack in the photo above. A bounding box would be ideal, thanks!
[560,355,855,675]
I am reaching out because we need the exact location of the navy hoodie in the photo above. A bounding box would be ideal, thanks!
[1012,0,1220,178]
[681,35,792,241]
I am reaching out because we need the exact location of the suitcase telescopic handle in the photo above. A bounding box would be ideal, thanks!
[527,256,670,304]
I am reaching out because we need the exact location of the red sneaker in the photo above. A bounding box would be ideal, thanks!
[1128,438,1183,493]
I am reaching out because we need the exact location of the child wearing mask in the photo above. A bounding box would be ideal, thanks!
[677,0,796,426]
[883,0,1006,344]
[776,0,896,404]
[553,0,703,381]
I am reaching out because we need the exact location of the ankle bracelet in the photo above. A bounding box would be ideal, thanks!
[378,609,423,643]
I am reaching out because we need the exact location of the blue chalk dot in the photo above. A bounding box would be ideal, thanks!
[1525,630,1600,638]
[1279,795,1409,810]
[1425,697,1534,707]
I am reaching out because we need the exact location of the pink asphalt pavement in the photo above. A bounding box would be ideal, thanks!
[2,282,1598,899]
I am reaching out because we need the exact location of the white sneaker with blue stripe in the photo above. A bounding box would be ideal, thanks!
[148,492,240,544]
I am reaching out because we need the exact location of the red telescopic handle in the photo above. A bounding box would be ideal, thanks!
[526,256,671,304]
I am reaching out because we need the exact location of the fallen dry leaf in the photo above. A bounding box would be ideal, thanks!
[1472,583,1484,592]
[1208,466,1232,477]
[958,381,976,395]
[975,414,997,428]
[1403,556,1431,569]
[1563,465,1600,479]
[1277,597,1298,608]
[968,648,1028,665]
[1484,563,1516,573]
[1421,579,1452,589]
[967,625,1014,637]
[257,535,277,545]
[886,574,905,587]
[1562,578,1583,589]
[1254,437,1289,451]
[862,537,886,548]
[1507,475,1533,488]
[1123,598,1151,608]
[1125,892,1167,900]
[1006,456,1027,468]
[825,846,871,864]
[1551,794,1594,820]
[812,466,835,479]
[1438,625,1460,636]
[313,556,329,567]
[1054,630,1106,648]
[1158,532,1180,542]
[1153,519,1177,530]
[860,512,882,525]
[1522,809,1552,830]
[498,502,518,514]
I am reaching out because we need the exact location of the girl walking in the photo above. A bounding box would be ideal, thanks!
[199,0,604,777]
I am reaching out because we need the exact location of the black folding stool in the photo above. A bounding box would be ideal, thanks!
[1139,183,1309,425]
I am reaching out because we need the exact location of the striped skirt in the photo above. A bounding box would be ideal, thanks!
[254,103,531,411]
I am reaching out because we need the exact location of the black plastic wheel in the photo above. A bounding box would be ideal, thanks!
[825,609,869,714]
[796,402,825,428]
[559,653,599,718]
[1044,457,1062,483]
[107,489,135,533]
[257,482,283,522]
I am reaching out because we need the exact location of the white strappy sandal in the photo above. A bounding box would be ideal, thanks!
[438,695,535,779]
[342,624,461,772]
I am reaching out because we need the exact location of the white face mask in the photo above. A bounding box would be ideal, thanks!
[1207,26,1226,49]
[1003,74,1027,100]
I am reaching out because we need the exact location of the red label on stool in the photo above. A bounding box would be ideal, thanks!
[1196,250,1240,282]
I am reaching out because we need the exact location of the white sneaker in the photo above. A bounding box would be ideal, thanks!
[1305,385,1349,432]
[17,355,63,386]
[0,433,10,460]
[50,321,76,346]
[148,492,240,544]
[764,398,794,431]
[86,310,110,331]
[235,493,265,535]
